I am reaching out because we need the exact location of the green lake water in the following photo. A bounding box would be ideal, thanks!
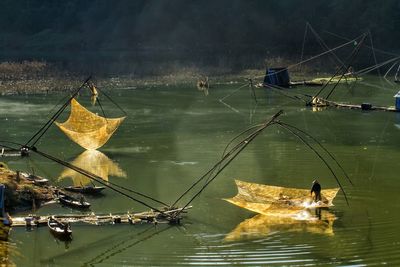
[1,76,400,266]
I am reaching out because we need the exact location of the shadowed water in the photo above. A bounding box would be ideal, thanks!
[1,76,400,266]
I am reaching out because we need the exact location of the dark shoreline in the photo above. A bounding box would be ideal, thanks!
[0,59,331,95]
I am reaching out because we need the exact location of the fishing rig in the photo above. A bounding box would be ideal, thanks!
[216,28,370,115]
[257,30,400,112]
[1,79,353,225]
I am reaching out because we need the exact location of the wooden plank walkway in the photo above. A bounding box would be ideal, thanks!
[0,148,21,157]
[10,206,191,227]
[309,97,399,112]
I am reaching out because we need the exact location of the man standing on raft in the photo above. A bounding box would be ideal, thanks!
[311,180,322,202]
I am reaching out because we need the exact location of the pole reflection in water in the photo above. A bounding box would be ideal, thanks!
[58,150,126,185]
[225,209,336,242]
[0,224,19,266]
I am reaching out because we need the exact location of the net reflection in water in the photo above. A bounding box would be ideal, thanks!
[58,150,126,186]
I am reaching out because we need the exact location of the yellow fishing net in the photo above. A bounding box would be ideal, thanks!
[58,150,127,186]
[224,180,340,215]
[55,98,125,150]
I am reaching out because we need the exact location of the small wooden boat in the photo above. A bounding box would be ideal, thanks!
[58,193,91,209]
[19,171,49,185]
[48,216,72,240]
[63,185,105,195]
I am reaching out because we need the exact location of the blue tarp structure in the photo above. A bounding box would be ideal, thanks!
[0,184,4,210]
[394,91,400,110]
[0,184,10,225]
[263,67,290,87]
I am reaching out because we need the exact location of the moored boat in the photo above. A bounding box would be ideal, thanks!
[58,193,91,209]
[19,171,49,185]
[63,185,105,195]
[48,216,72,240]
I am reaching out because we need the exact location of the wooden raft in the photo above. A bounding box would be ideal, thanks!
[309,97,399,112]
[10,206,191,227]
[0,148,21,157]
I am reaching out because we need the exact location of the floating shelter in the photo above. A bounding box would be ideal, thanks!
[264,68,291,87]
[394,91,400,110]
[0,185,11,227]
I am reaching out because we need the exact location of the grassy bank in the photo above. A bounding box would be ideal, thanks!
[0,62,255,95]
[0,59,333,95]
[0,163,54,212]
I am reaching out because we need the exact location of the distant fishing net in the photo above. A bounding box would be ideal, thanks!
[224,180,340,216]
[55,98,125,150]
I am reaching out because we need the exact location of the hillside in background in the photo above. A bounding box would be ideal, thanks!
[0,0,399,75]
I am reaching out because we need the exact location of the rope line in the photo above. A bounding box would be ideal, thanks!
[307,22,345,70]
[218,82,250,114]
[368,29,381,77]
[396,64,400,81]
[248,79,258,103]
[2,139,170,210]
[299,22,309,75]
[278,121,353,185]
[355,56,400,76]
[264,84,308,102]
[312,33,366,102]
[96,97,108,120]
[324,30,400,58]
[25,146,170,213]
[275,122,349,205]
[253,34,365,80]
[325,34,367,100]
[25,76,92,147]
[171,111,284,218]
[96,86,128,116]
[219,82,249,101]
[383,61,398,78]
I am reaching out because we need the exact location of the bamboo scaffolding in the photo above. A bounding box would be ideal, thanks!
[10,206,192,227]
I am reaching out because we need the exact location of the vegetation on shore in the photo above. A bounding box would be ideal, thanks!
[0,163,54,212]
[0,58,330,95]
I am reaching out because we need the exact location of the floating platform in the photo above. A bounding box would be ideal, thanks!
[10,206,191,227]
[263,80,324,88]
[266,75,362,88]
[0,148,21,157]
[309,97,399,112]
[290,76,361,87]
[289,80,324,87]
